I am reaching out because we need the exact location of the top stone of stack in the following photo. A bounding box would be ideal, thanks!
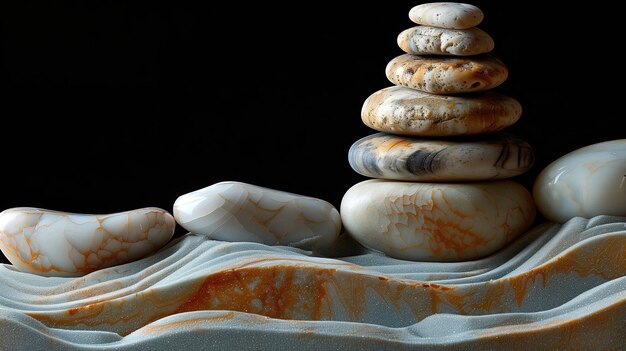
[409,2,483,29]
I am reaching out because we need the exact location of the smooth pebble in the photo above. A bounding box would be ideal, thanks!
[534,139,626,223]
[173,181,341,251]
[409,3,484,29]
[341,179,535,261]
[349,133,533,181]
[0,207,175,277]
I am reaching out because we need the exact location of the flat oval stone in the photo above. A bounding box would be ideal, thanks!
[386,54,508,94]
[349,133,533,181]
[361,86,521,136]
[173,181,341,250]
[409,3,484,29]
[398,26,494,56]
[0,207,175,277]
[534,140,626,223]
[341,179,535,261]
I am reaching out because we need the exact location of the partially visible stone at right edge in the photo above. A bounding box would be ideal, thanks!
[342,2,536,262]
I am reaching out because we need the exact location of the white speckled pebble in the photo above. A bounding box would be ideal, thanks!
[409,3,484,29]
[534,140,626,223]
[398,26,493,56]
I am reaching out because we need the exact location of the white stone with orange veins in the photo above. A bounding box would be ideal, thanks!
[0,207,175,277]
[173,181,341,250]
[409,3,484,29]
[341,179,535,261]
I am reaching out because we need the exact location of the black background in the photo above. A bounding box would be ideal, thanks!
[0,1,623,264]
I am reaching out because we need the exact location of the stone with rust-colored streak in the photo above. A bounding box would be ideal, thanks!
[349,133,533,181]
[361,86,521,136]
[409,3,484,29]
[0,207,175,277]
[386,54,508,94]
[398,26,494,56]
[173,181,341,251]
[341,179,535,261]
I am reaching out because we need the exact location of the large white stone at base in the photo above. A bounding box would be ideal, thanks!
[341,179,535,261]
[534,139,626,223]
[173,181,341,250]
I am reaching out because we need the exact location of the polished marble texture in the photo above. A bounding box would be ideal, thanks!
[349,133,533,181]
[341,179,535,261]
[174,181,341,251]
[0,207,174,277]
[534,139,626,222]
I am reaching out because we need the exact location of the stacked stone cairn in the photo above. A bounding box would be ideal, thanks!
[341,2,537,262]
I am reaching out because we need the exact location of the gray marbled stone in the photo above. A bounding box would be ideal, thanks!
[349,133,534,181]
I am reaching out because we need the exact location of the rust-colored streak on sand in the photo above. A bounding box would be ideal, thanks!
[173,267,333,320]
[22,234,626,337]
